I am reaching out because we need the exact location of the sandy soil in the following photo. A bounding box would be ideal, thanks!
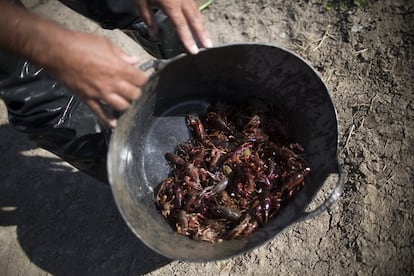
[0,0,413,275]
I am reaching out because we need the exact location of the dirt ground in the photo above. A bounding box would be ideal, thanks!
[0,0,413,275]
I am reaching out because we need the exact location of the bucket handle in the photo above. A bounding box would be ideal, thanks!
[139,59,168,72]
[139,52,187,73]
[298,163,344,222]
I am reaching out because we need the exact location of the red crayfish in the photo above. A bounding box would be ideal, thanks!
[154,99,311,242]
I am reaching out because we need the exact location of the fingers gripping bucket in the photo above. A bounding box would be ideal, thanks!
[108,44,344,261]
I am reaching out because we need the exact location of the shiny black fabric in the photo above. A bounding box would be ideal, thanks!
[0,54,110,183]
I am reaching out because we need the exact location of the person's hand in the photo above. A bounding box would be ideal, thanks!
[136,0,212,54]
[0,1,148,128]
[46,31,148,128]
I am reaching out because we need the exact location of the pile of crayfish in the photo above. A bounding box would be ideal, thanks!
[155,99,310,243]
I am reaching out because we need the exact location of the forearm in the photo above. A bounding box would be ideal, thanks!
[0,1,192,128]
[0,0,73,71]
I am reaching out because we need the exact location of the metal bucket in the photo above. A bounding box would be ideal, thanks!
[107,43,344,261]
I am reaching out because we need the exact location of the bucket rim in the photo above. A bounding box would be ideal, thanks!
[107,42,343,261]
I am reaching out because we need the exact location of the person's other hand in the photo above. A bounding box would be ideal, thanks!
[136,0,212,54]
[46,31,148,128]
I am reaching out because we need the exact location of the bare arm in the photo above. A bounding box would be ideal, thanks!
[0,0,148,128]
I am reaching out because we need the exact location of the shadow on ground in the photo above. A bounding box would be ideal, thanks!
[0,124,171,275]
